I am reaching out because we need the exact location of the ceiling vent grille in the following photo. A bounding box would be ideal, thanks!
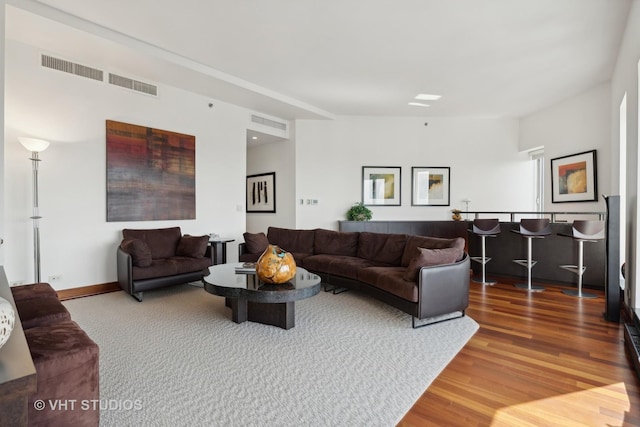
[41,54,104,81]
[251,114,287,131]
[108,73,158,96]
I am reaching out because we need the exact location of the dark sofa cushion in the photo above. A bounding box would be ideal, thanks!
[11,282,58,301]
[403,247,464,281]
[304,254,385,279]
[132,259,178,280]
[243,232,270,254]
[25,320,99,427]
[239,252,261,263]
[123,227,182,259]
[314,229,359,256]
[401,235,466,267]
[359,266,418,302]
[15,297,71,329]
[357,232,408,265]
[174,256,212,274]
[176,235,209,258]
[120,238,153,267]
[267,227,315,254]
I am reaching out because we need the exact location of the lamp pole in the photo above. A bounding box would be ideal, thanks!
[29,150,43,283]
[19,137,50,283]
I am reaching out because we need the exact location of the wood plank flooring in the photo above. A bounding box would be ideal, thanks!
[398,279,640,426]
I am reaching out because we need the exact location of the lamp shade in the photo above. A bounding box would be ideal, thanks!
[18,137,50,152]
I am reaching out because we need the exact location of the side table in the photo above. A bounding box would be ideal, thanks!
[209,237,235,265]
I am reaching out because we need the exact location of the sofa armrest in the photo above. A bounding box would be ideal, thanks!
[416,253,470,320]
[116,246,134,295]
[238,243,248,260]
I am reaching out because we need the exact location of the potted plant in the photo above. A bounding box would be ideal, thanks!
[346,202,372,221]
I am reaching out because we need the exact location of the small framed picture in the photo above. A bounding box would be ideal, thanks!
[411,167,450,206]
[362,166,401,206]
[246,172,276,213]
[550,150,597,203]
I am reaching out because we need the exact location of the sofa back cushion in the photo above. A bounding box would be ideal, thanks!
[243,232,270,254]
[357,232,407,265]
[176,235,209,258]
[314,229,359,256]
[401,235,466,267]
[403,247,464,281]
[267,227,315,254]
[120,238,153,267]
[122,227,182,259]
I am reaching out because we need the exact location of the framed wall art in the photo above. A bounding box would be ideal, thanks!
[246,172,276,213]
[106,120,195,222]
[411,167,450,206]
[550,150,597,203]
[362,166,401,206]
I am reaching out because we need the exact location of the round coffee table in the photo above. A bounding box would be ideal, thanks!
[203,263,321,329]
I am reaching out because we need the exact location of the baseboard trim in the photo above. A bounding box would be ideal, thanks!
[57,282,120,301]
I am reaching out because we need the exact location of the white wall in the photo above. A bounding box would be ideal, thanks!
[246,128,296,233]
[4,40,248,289]
[0,1,5,267]
[519,83,612,212]
[611,0,640,310]
[294,116,533,230]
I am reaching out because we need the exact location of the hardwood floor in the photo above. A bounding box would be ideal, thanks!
[398,279,640,427]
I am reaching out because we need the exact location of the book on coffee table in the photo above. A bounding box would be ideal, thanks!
[235,263,256,274]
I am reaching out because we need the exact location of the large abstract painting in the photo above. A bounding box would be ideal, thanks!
[106,120,196,221]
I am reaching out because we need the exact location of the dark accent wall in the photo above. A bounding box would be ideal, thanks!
[339,220,468,240]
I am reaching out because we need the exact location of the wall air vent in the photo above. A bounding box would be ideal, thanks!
[251,114,287,131]
[41,54,104,81]
[108,73,158,96]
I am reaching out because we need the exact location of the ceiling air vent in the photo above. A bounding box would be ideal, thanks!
[108,73,158,96]
[41,54,104,82]
[251,114,287,131]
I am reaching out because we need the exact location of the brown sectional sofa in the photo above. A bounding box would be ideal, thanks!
[240,227,470,328]
[116,227,213,301]
[11,282,99,426]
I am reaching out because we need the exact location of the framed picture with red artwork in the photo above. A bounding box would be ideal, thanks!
[550,150,597,203]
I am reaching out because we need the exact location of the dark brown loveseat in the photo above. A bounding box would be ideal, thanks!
[117,227,212,301]
[11,282,99,426]
[240,227,470,328]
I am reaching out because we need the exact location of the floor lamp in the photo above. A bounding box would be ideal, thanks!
[19,137,50,283]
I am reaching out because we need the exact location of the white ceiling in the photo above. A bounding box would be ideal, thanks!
[6,0,632,121]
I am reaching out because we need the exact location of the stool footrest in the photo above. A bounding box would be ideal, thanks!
[471,256,492,265]
[513,259,537,268]
[560,264,586,275]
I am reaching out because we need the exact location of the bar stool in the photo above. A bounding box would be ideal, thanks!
[558,220,604,298]
[511,218,551,291]
[470,218,500,285]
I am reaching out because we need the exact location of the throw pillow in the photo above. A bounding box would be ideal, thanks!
[243,232,269,254]
[403,246,463,282]
[176,235,209,258]
[120,238,153,268]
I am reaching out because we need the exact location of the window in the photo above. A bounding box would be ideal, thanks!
[529,149,544,213]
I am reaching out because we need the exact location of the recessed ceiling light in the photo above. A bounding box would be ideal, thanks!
[408,102,430,107]
[415,94,441,101]
[251,136,258,140]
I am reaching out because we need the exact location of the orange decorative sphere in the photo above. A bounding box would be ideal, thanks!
[256,244,297,284]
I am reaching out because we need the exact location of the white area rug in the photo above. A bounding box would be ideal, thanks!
[64,284,478,426]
